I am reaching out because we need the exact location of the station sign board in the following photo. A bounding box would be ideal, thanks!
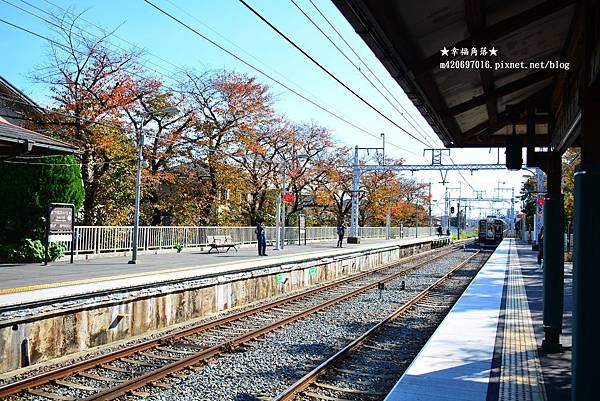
[298,214,307,245]
[49,207,73,232]
[46,203,75,265]
[299,214,306,233]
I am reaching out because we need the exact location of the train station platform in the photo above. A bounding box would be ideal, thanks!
[0,235,447,309]
[384,239,572,401]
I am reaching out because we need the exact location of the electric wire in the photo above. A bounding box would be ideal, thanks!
[39,0,185,74]
[161,0,428,158]
[1,0,184,87]
[0,93,187,148]
[1,1,422,157]
[11,0,184,83]
[161,0,348,121]
[290,0,437,148]
[237,0,431,148]
[0,2,422,157]
[140,0,420,156]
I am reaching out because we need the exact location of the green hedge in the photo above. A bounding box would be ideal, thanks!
[0,239,65,263]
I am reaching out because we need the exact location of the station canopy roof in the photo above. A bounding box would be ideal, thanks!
[333,0,581,150]
[0,119,78,158]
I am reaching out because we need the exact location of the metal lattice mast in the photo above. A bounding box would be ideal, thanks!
[349,145,360,241]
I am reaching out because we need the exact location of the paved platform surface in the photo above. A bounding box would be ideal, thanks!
[384,239,572,401]
[0,236,445,308]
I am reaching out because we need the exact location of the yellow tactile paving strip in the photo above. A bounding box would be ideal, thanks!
[0,238,425,296]
[499,240,547,401]
[0,251,317,296]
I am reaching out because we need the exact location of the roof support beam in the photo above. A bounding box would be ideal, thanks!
[460,134,548,148]
[464,0,498,125]
[413,0,576,75]
[446,70,555,116]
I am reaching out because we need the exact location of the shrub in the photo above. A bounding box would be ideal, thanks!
[48,243,66,261]
[0,240,65,263]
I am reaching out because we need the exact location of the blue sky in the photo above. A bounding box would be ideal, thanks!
[0,0,527,218]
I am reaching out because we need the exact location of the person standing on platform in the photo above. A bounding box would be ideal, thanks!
[336,222,346,248]
[436,225,443,236]
[256,218,267,256]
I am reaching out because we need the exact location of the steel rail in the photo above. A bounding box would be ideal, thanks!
[0,243,462,398]
[272,250,483,401]
[79,246,470,401]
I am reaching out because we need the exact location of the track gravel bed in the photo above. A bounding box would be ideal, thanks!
[133,248,479,401]
[0,245,461,398]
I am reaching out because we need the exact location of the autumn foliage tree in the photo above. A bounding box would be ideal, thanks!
[35,15,154,224]
[25,11,434,229]
[184,70,275,224]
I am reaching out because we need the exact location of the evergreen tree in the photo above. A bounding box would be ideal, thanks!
[0,155,84,244]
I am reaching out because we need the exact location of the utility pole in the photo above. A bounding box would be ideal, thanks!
[346,145,504,243]
[457,201,461,240]
[444,186,449,231]
[386,206,391,240]
[349,146,360,243]
[348,138,386,244]
[415,197,419,238]
[281,169,287,249]
[129,130,144,264]
[428,182,432,236]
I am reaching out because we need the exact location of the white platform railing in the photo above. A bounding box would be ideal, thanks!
[59,225,434,256]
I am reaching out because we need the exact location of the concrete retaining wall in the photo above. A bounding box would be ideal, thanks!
[0,238,449,373]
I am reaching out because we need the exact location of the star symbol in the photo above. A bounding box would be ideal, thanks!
[441,47,449,56]
[489,47,498,56]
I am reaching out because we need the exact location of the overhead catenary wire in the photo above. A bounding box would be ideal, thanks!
[0,0,187,91]
[306,0,442,149]
[161,0,428,159]
[39,0,186,74]
[140,0,420,156]
[0,93,187,148]
[290,0,437,149]
[8,0,184,83]
[161,0,348,119]
[0,2,421,157]
[236,0,431,149]
[41,0,418,158]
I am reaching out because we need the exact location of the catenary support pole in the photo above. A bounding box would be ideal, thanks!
[348,145,360,243]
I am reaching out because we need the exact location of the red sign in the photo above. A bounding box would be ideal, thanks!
[537,196,545,207]
[516,213,524,219]
[390,208,397,215]
[283,193,294,203]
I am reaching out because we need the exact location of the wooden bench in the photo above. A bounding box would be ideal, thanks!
[206,235,240,253]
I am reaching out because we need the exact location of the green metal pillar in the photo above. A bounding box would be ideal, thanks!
[573,164,600,400]
[541,190,564,352]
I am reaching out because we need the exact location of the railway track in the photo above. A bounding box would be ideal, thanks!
[0,243,472,401]
[272,249,489,401]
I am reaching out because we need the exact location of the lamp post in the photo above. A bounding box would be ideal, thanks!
[129,106,179,264]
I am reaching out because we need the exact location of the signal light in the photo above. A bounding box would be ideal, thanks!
[450,206,455,214]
